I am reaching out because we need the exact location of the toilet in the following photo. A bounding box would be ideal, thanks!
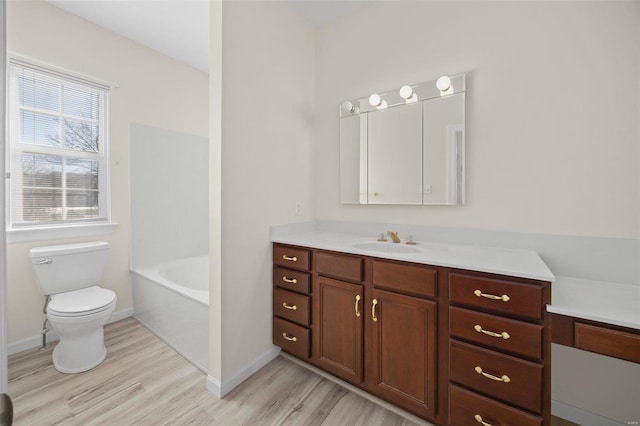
[29,241,116,373]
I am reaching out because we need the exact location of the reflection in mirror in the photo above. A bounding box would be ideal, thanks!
[423,92,465,205]
[368,103,422,204]
[339,114,367,204]
[339,74,465,205]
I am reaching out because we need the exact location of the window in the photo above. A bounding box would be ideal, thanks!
[7,59,110,230]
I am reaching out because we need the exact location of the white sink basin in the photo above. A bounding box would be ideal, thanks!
[353,242,421,254]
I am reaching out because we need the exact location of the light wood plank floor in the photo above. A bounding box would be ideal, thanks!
[8,318,579,426]
[8,318,418,425]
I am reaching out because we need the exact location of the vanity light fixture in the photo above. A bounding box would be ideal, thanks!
[399,85,418,103]
[368,93,387,110]
[436,75,453,95]
[341,100,359,114]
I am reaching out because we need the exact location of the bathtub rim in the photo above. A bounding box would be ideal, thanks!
[130,265,209,306]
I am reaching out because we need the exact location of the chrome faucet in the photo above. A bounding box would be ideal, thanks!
[387,231,401,243]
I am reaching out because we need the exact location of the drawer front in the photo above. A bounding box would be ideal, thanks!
[450,340,543,413]
[273,317,310,360]
[575,322,640,364]
[273,245,311,271]
[317,251,364,282]
[450,273,543,320]
[372,260,437,298]
[274,267,311,294]
[273,288,311,326]
[449,384,542,426]
[450,307,543,360]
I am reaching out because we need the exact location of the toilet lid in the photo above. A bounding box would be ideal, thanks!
[48,286,116,317]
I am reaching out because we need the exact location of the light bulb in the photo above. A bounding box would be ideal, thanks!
[342,100,357,113]
[399,85,417,103]
[436,76,451,92]
[369,93,382,107]
[399,85,413,99]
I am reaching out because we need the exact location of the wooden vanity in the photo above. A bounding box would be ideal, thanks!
[272,242,553,426]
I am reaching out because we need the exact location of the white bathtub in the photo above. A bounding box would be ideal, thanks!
[132,256,209,372]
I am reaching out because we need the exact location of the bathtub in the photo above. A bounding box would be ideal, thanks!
[132,256,209,372]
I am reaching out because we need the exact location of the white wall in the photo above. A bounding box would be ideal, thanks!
[216,1,315,382]
[6,1,208,347]
[314,1,640,239]
[130,124,209,268]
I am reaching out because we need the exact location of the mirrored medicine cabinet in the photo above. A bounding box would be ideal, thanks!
[340,74,466,205]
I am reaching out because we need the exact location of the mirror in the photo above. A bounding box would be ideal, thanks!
[340,74,465,205]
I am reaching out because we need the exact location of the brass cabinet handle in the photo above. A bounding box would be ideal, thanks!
[282,302,297,311]
[282,333,297,342]
[474,324,510,340]
[282,276,298,284]
[355,295,361,317]
[474,414,494,426]
[371,298,378,322]
[474,366,511,383]
[282,255,297,262]
[474,289,510,302]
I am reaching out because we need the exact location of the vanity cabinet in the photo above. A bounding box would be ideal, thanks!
[370,287,437,418]
[314,276,364,384]
[272,245,312,360]
[272,243,551,425]
[448,272,550,425]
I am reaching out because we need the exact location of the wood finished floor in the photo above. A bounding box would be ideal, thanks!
[8,318,579,426]
[8,318,419,425]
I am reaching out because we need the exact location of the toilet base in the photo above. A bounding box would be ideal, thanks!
[52,344,107,374]
[47,301,115,374]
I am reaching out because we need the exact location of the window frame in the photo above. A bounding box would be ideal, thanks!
[6,57,112,234]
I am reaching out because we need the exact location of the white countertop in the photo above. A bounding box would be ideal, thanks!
[272,230,555,282]
[547,277,640,330]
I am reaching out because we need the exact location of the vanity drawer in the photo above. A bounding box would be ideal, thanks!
[273,317,310,360]
[273,245,311,271]
[449,384,542,426]
[317,251,364,282]
[372,260,437,298]
[274,267,311,294]
[273,288,310,326]
[450,307,543,360]
[575,322,640,364]
[450,340,543,413]
[449,273,543,320]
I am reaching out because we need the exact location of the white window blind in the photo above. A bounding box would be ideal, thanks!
[7,59,110,229]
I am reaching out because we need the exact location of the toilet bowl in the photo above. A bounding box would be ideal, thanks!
[29,241,116,373]
[47,286,116,373]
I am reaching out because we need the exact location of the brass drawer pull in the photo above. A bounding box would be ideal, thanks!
[474,289,510,302]
[282,303,297,311]
[355,295,361,317]
[282,255,298,262]
[282,276,298,284]
[474,366,511,383]
[372,299,378,322]
[474,324,510,340]
[282,333,297,342]
[474,414,494,426]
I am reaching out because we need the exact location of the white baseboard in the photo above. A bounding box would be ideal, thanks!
[552,400,626,426]
[8,307,133,356]
[207,345,281,398]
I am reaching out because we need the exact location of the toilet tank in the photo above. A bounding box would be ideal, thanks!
[29,241,110,296]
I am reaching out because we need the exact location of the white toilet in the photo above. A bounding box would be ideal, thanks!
[29,241,117,373]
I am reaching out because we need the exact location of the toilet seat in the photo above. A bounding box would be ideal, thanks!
[48,286,116,317]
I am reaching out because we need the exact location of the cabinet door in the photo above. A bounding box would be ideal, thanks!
[314,277,364,384]
[371,289,437,418]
